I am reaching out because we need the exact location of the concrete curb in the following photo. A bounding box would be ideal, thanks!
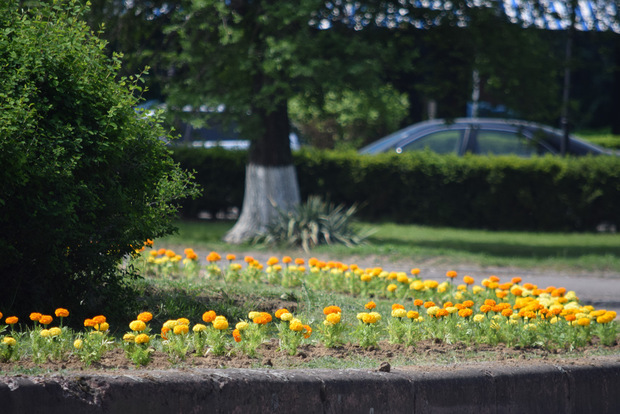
[2,362,619,413]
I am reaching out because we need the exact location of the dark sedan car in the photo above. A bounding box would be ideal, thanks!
[359,118,614,157]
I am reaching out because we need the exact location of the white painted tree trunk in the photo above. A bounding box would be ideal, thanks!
[223,163,300,244]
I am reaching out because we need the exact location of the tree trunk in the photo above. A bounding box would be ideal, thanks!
[223,100,301,243]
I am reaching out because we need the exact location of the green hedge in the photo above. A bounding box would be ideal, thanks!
[172,147,620,231]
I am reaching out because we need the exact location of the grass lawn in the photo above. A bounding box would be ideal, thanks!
[162,219,620,273]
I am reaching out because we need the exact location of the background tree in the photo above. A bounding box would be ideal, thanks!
[0,0,199,319]
[164,0,404,242]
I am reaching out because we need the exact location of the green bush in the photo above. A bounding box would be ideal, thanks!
[174,147,619,232]
[0,1,199,319]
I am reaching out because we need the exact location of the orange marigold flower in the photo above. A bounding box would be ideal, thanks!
[523,282,536,290]
[232,328,242,342]
[30,312,42,322]
[308,257,319,267]
[564,314,577,322]
[161,326,170,340]
[253,312,272,325]
[206,251,221,262]
[157,248,167,255]
[93,315,107,325]
[295,258,305,265]
[39,315,53,325]
[407,311,419,319]
[5,316,18,325]
[411,268,421,276]
[165,249,176,258]
[202,310,217,323]
[365,301,377,310]
[458,309,473,318]
[84,318,96,328]
[137,312,153,323]
[244,256,254,263]
[266,256,279,266]
[463,276,475,285]
[462,300,475,308]
[446,270,457,279]
[323,306,342,315]
[413,299,424,307]
[480,305,492,313]
[0,312,3,320]
[511,277,522,284]
[302,324,312,339]
[282,256,292,264]
[275,308,290,319]
[55,308,69,318]
[423,301,436,309]
[496,290,509,299]
[144,239,154,246]
[484,299,497,307]
[226,254,236,261]
[392,303,405,310]
[489,275,500,282]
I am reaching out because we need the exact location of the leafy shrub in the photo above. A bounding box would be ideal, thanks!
[253,196,372,251]
[0,1,199,319]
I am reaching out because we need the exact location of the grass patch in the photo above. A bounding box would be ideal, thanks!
[162,220,620,273]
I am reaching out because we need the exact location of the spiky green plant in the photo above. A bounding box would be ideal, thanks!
[254,196,373,251]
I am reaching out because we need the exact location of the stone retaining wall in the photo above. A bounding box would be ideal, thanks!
[2,361,619,413]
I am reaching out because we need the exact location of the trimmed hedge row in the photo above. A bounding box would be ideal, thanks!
[172,147,620,231]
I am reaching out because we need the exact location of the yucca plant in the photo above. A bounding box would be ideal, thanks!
[254,196,373,251]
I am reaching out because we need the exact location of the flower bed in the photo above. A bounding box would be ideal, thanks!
[1,246,618,369]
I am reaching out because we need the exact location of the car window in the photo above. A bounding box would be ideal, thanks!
[398,130,461,154]
[475,130,551,156]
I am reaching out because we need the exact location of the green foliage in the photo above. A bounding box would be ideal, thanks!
[253,196,372,252]
[0,1,199,318]
[173,147,619,231]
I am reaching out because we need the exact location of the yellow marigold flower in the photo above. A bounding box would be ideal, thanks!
[396,273,410,284]
[365,301,377,310]
[202,311,217,323]
[98,322,110,331]
[73,339,83,349]
[410,280,424,291]
[280,312,293,322]
[426,306,440,316]
[213,318,229,330]
[446,306,458,314]
[177,318,190,326]
[55,308,69,318]
[472,286,483,294]
[392,308,407,318]
[40,329,50,338]
[39,315,53,325]
[29,312,42,322]
[193,323,207,332]
[424,280,439,289]
[360,273,372,282]
[129,320,147,332]
[473,314,485,323]
[5,316,18,325]
[407,311,419,319]
[437,282,448,293]
[326,312,341,324]
[230,263,243,271]
[577,317,591,326]
[49,327,62,337]
[163,319,179,329]
[362,313,379,324]
[123,333,136,342]
[173,324,190,335]
[137,312,153,323]
[135,334,150,344]
[236,321,249,331]
[387,284,398,293]
[446,270,457,279]
[289,318,304,332]
[248,311,260,320]
[3,337,16,346]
